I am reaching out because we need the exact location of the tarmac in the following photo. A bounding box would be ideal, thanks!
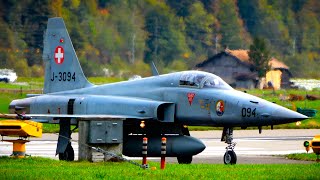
[0,129,319,164]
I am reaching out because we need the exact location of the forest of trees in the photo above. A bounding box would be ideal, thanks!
[0,0,319,78]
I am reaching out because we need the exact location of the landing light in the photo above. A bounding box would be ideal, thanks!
[296,121,301,126]
[140,121,145,128]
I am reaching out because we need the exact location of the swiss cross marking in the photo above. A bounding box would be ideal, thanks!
[54,46,64,64]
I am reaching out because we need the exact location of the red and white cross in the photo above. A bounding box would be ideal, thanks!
[54,46,64,64]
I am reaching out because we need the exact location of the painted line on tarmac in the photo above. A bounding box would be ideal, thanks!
[198,147,306,156]
[0,137,309,160]
[201,136,313,142]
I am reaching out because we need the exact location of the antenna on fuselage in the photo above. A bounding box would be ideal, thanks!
[151,61,159,76]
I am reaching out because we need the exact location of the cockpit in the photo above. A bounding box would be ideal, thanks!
[179,71,232,90]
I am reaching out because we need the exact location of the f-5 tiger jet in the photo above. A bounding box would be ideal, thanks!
[6,18,308,164]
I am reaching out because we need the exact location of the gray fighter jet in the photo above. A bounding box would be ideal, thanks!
[7,18,308,164]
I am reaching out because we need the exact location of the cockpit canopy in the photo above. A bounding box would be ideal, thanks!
[179,71,232,89]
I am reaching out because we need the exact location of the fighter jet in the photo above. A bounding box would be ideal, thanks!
[6,18,308,164]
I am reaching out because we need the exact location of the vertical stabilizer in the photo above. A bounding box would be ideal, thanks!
[43,17,92,94]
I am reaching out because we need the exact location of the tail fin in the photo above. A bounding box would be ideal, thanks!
[42,17,92,94]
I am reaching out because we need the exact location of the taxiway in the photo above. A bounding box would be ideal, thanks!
[0,129,318,164]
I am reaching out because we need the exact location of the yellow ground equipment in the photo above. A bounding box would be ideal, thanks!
[0,120,42,158]
[303,134,320,162]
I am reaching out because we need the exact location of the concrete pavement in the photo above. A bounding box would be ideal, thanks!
[0,129,318,164]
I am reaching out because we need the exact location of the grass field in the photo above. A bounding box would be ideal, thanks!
[0,78,319,132]
[0,157,319,179]
[246,89,320,129]
[286,153,320,161]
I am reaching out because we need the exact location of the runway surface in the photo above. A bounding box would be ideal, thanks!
[0,129,318,164]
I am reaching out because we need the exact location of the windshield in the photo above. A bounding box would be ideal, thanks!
[179,71,232,90]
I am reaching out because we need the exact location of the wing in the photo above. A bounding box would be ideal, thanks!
[0,113,152,123]
[8,95,175,123]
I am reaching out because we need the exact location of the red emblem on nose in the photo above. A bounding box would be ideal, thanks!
[54,46,64,64]
[187,93,195,105]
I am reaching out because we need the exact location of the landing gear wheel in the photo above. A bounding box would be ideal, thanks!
[177,156,193,164]
[59,143,74,161]
[222,127,237,165]
[223,150,237,165]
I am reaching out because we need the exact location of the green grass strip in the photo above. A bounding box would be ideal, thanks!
[0,157,319,179]
[286,153,319,161]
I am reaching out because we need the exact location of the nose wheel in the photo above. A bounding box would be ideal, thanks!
[224,150,237,164]
[222,127,237,165]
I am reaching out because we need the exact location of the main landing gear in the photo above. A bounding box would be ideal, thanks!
[57,119,75,161]
[222,127,237,165]
[59,142,74,161]
[59,143,74,161]
[177,156,193,164]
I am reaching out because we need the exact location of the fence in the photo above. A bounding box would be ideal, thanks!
[0,88,43,95]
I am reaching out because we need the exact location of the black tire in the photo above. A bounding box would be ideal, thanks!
[181,126,190,136]
[223,150,237,165]
[177,156,192,164]
[59,143,74,161]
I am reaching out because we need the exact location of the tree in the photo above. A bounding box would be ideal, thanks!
[184,2,216,65]
[297,1,320,53]
[249,37,270,78]
[216,0,249,49]
[144,1,189,65]
[0,0,320,78]
[238,0,292,55]
[166,0,196,17]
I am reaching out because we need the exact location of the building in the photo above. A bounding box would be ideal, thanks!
[195,49,291,89]
[266,58,292,89]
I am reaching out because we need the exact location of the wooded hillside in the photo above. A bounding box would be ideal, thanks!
[0,0,319,78]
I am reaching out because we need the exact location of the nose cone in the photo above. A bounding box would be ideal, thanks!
[272,106,309,124]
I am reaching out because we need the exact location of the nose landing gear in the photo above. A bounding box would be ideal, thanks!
[222,127,237,165]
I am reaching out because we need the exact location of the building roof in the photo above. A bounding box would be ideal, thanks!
[195,51,252,68]
[268,57,289,69]
[196,49,289,70]
[225,49,250,62]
